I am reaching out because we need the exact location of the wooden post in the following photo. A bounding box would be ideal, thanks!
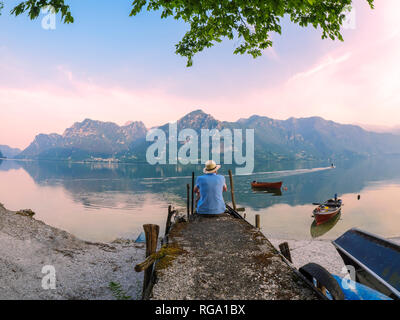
[187,184,190,220]
[279,242,292,263]
[142,224,159,299]
[255,214,260,229]
[165,205,173,237]
[191,172,195,215]
[228,169,237,211]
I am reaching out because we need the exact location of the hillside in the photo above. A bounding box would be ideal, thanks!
[16,110,400,162]
[0,145,21,158]
[18,119,147,161]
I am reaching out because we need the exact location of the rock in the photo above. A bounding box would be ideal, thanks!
[15,209,36,217]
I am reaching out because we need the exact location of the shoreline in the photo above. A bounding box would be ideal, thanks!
[0,203,145,300]
[268,238,345,275]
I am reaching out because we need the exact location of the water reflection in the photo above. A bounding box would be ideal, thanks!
[0,156,400,241]
[310,212,342,239]
[251,188,283,197]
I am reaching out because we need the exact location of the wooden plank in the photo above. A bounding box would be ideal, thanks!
[135,255,157,272]
[135,249,165,272]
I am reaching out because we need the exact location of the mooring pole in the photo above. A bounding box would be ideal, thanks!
[191,172,195,215]
[187,184,190,220]
[165,205,173,237]
[255,214,260,229]
[142,224,159,299]
[228,169,237,211]
[279,242,292,263]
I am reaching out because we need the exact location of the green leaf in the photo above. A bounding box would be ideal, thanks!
[9,0,375,67]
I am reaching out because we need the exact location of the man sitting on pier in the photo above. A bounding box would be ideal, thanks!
[194,160,228,216]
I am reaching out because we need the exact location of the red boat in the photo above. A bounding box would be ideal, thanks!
[251,181,283,190]
[313,205,342,225]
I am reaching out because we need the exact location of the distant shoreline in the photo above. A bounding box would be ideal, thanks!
[3,154,400,167]
[1,157,330,165]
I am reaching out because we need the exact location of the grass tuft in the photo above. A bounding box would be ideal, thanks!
[109,282,132,300]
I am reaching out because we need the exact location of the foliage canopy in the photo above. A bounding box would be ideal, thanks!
[3,0,374,66]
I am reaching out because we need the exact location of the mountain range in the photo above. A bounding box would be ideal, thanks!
[11,110,400,163]
[355,123,400,135]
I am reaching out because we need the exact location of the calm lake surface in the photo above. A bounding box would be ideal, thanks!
[1,157,400,242]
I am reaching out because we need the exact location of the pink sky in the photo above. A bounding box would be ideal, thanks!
[1,0,400,149]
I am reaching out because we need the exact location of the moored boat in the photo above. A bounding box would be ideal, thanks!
[313,199,342,225]
[251,181,283,190]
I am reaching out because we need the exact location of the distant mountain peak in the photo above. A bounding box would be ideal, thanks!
[123,120,146,128]
[178,109,211,120]
[0,145,21,158]
[176,109,219,130]
[185,109,207,116]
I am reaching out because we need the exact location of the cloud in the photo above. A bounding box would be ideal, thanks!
[0,65,200,148]
[291,52,352,81]
[1,0,400,149]
[213,0,400,126]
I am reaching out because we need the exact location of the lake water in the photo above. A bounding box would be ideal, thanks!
[0,157,400,242]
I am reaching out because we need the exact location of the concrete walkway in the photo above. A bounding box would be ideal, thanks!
[152,214,320,300]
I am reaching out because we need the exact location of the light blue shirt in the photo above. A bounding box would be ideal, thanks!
[196,173,226,215]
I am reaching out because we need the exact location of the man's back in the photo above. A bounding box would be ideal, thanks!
[196,173,226,215]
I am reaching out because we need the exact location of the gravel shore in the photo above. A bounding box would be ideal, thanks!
[0,203,145,300]
[269,238,345,275]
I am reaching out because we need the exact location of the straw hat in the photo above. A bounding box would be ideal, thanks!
[203,160,221,174]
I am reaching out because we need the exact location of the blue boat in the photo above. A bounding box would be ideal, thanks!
[299,228,400,300]
[331,275,392,300]
[332,228,400,300]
